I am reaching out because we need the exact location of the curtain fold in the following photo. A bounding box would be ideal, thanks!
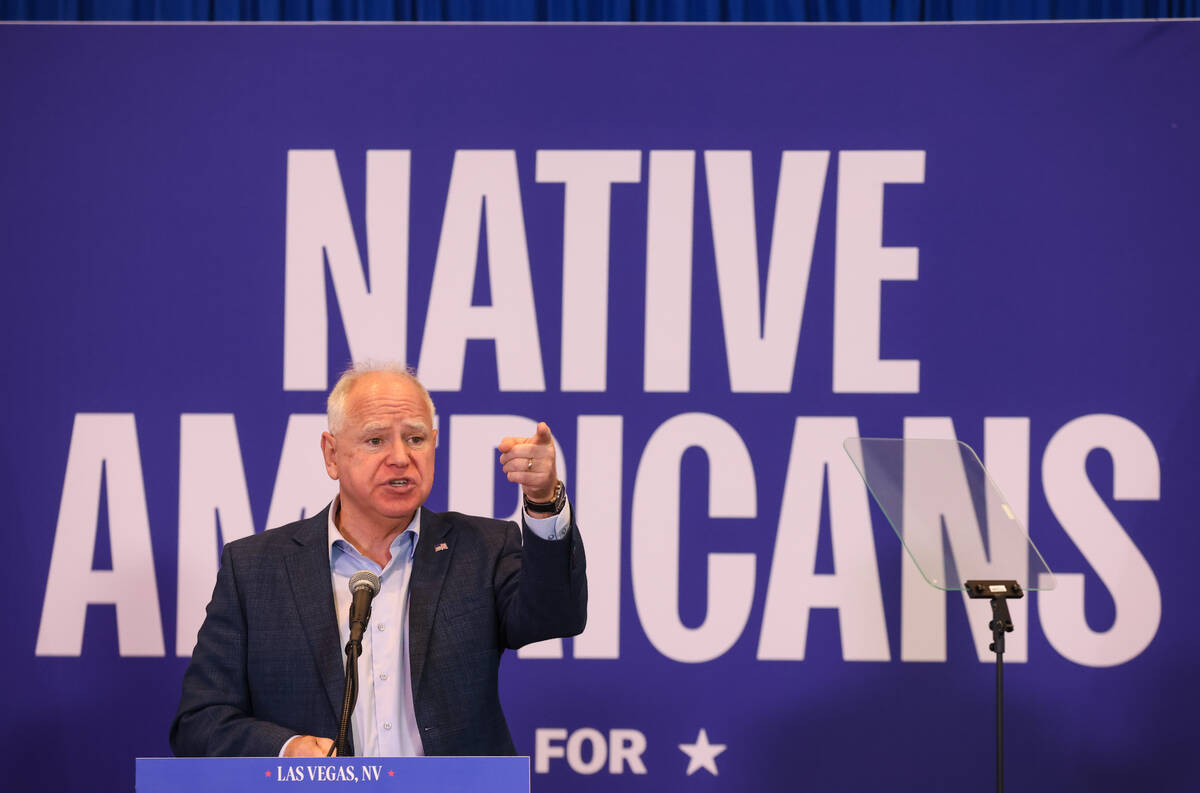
[1,0,1197,26]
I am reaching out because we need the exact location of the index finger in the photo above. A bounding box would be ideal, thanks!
[497,435,531,453]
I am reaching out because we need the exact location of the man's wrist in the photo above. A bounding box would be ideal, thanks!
[279,735,300,757]
[523,480,565,516]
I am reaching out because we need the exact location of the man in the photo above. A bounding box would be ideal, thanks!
[170,363,586,757]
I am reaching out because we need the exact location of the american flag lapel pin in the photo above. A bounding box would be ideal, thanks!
[435,542,449,552]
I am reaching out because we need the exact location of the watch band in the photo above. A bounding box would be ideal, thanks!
[524,480,566,514]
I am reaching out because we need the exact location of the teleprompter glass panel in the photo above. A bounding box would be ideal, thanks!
[843,438,1055,592]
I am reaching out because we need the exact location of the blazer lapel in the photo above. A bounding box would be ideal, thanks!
[284,510,345,725]
[408,508,454,700]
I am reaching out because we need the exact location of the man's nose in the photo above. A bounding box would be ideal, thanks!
[385,440,410,467]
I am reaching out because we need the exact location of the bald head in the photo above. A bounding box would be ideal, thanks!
[327,362,435,436]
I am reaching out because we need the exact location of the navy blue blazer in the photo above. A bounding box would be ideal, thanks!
[170,505,586,757]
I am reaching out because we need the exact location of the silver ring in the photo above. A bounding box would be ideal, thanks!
[527,457,534,471]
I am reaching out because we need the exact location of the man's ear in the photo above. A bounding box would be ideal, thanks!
[321,432,339,480]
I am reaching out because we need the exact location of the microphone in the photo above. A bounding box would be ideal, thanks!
[335,570,381,757]
[347,570,381,648]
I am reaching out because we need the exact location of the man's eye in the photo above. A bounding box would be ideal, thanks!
[408,436,425,446]
[367,437,383,446]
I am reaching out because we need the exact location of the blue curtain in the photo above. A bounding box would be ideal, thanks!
[2,0,1197,20]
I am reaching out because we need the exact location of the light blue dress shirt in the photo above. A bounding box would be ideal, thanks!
[279,496,571,757]
[327,502,424,757]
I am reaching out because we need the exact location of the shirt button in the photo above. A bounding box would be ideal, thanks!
[383,722,392,731]
[379,673,388,681]
[377,623,385,631]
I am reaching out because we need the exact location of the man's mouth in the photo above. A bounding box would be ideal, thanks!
[387,478,411,487]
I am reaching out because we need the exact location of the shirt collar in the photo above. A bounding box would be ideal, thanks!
[326,494,421,563]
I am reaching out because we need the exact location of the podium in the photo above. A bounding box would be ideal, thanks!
[136,757,530,792]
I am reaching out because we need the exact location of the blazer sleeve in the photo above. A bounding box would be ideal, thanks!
[169,543,296,757]
[494,503,587,649]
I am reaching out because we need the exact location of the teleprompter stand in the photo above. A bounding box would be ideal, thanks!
[964,579,1022,793]
[844,438,1055,793]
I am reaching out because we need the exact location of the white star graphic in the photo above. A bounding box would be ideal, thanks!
[678,728,727,776]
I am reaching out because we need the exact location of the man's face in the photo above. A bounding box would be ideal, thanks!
[321,373,437,532]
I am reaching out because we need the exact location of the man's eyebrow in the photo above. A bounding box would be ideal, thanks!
[356,420,429,436]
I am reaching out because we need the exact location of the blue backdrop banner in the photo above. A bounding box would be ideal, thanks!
[2,20,1197,793]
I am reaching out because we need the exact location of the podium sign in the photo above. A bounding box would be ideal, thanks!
[136,757,529,792]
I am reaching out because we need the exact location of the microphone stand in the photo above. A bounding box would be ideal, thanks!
[331,571,379,757]
[334,637,362,757]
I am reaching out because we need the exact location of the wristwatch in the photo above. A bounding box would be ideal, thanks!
[524,480,566,515]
